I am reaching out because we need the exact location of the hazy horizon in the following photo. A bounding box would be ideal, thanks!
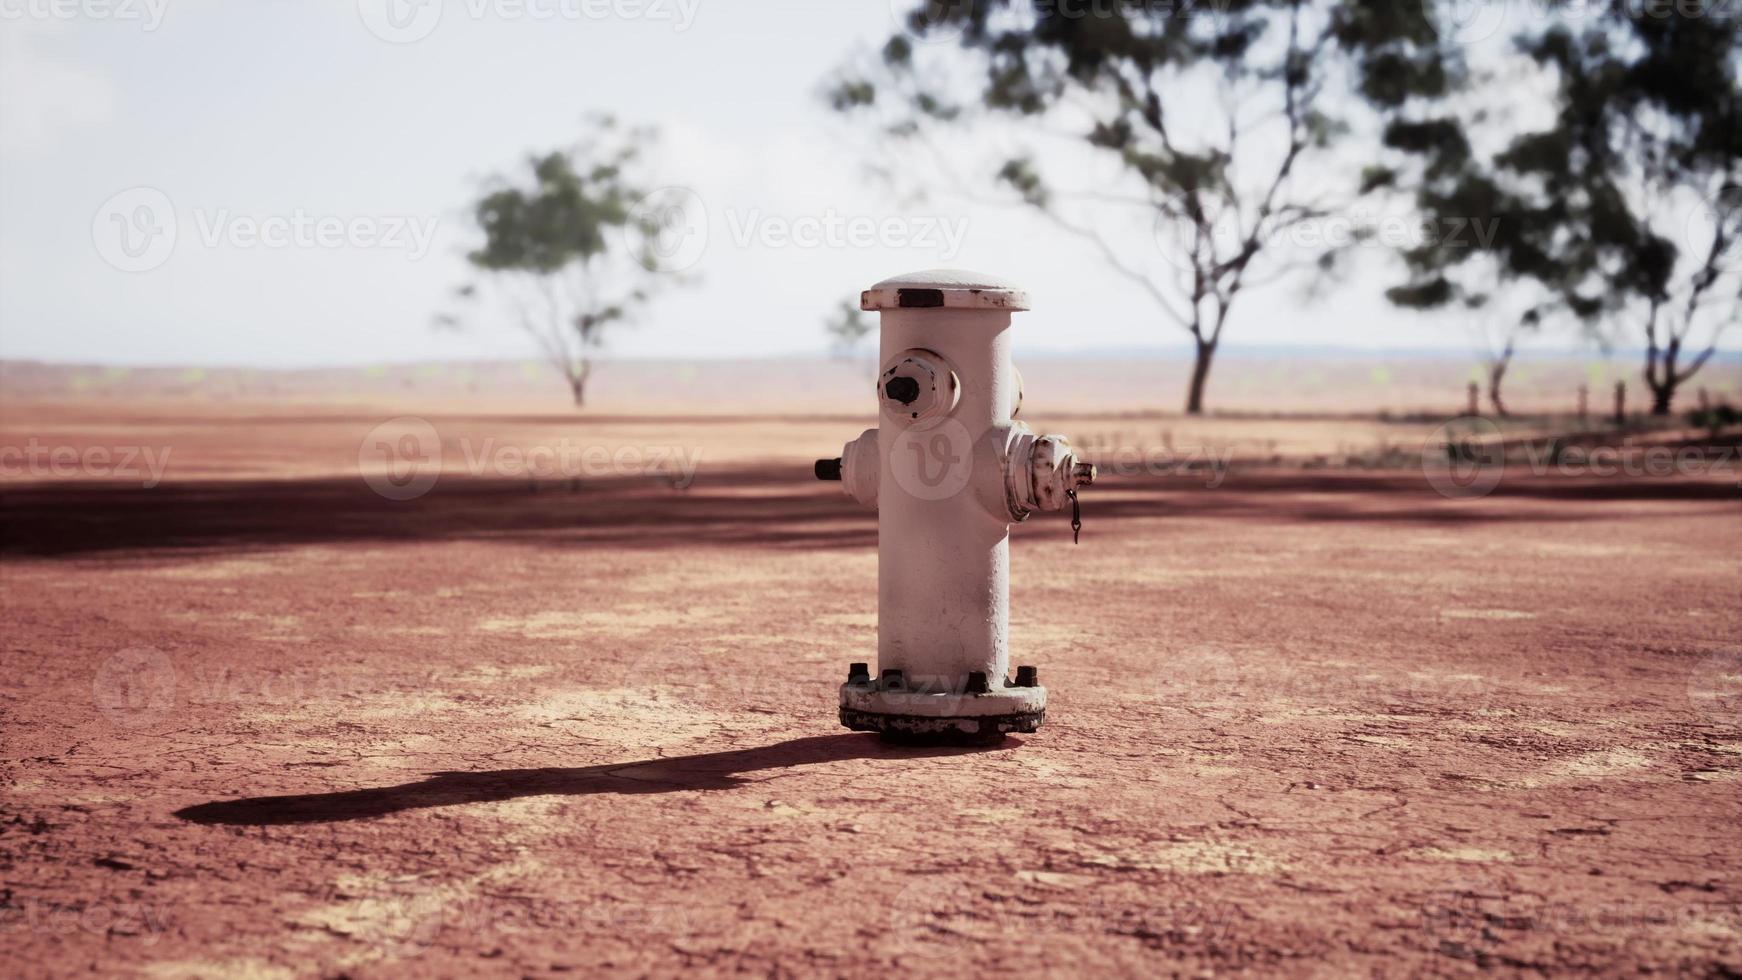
[8,342,1741,372]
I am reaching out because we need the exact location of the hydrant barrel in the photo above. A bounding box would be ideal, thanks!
[827,270,1092,743]
[874,300,1019,693]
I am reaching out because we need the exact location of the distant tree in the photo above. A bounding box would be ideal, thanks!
[451,117,687,407]
[1379,115,1564,417]
[829,1,1460,414]
[824,299,874,359]
[1391,5,1741,418]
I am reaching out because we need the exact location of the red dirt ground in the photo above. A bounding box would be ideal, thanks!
[2,403,1739,977]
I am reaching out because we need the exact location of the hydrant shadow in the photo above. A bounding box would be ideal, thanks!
[173,734,1014,826]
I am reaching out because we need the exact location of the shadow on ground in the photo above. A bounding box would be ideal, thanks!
[173,734,1009,826]
[2,466,1733,558]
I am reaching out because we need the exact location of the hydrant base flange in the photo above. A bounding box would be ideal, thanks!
[840,707,1044,744]
[839,679,1047,744]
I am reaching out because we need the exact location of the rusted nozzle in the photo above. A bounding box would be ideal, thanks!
[1071,461,1097,489]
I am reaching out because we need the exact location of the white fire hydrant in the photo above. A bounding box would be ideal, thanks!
[816,270,1095,742]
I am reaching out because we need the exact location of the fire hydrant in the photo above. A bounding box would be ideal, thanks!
[815,270,1095,742]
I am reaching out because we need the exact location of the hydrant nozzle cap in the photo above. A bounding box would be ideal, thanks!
[861,269,1031,313]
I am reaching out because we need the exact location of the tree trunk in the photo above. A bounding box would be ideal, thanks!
[1487,357,1511,419]
[1185,340,1216,416]
[1649,382,1674,417]
[1645,328,1678,417]
[569,359,592,409]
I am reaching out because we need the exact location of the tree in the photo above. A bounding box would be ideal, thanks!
[829,1,1458,414]
[824,299,874,359]
[1538,9,1742,416]
[1379,127,1563,418]
[452,117,685,407]
[1420,7,1742,417]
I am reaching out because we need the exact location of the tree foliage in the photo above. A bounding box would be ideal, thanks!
[830,0,1461,414]
[824,299,875,359]
[1388,3,1742,416]
[453,117,686,407]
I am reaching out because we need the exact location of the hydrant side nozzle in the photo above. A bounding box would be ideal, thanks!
[815,458,844,481]
[838,429,880,509]
[1072,461,1097,488]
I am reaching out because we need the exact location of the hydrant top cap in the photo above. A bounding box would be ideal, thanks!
[861,269,1031,313]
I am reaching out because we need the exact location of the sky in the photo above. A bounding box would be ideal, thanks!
[1,0,1732,368]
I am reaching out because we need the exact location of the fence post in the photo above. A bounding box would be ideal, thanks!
[1468,381,1480,417]
[1577,384,1589,423]
[1613,381,1626,426]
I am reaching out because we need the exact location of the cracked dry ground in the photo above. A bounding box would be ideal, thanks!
[2,465,1740,977]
